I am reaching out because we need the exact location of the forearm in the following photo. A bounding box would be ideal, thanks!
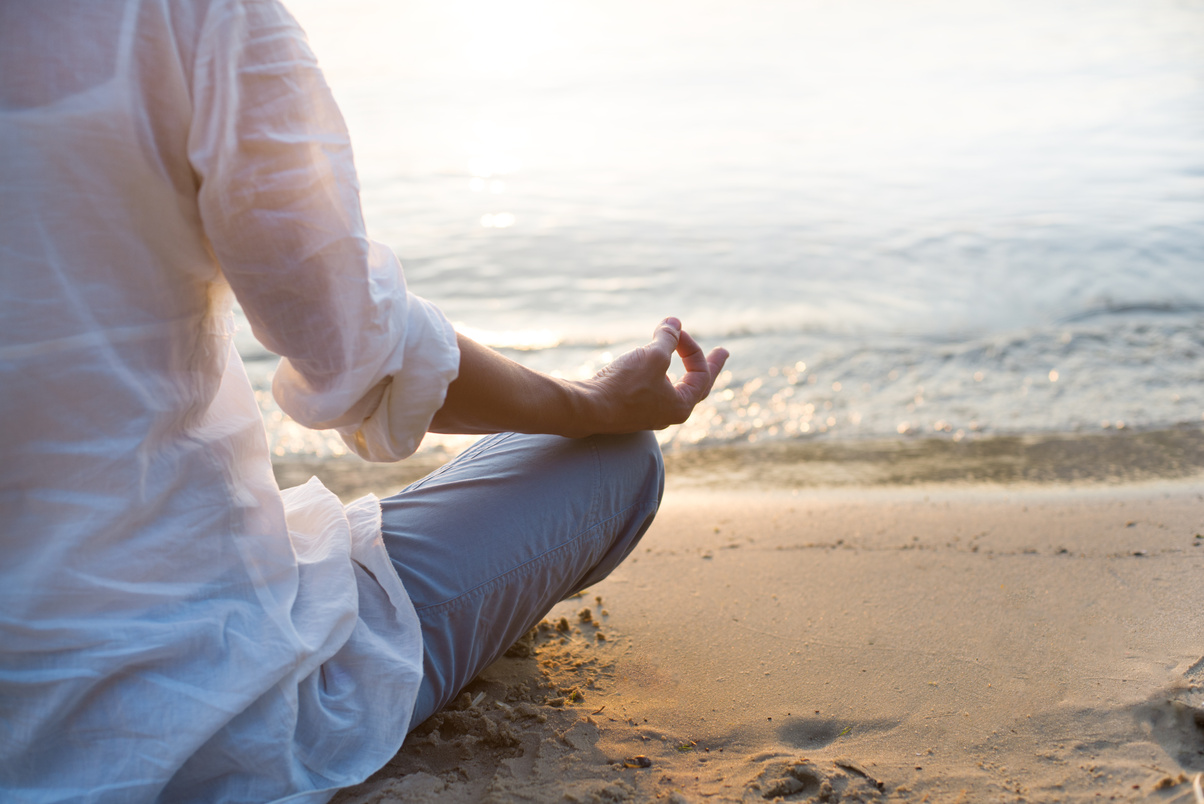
[428,333,597,437]
[428,320,728,438]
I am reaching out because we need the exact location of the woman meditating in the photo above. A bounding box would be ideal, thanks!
[0,1,727,801]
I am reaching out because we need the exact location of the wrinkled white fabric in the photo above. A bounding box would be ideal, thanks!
[0,1,460,802]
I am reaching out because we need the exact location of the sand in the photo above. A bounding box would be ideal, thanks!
[321,459,1204,804]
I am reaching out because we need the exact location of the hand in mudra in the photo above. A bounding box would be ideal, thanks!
[585,318,729,433]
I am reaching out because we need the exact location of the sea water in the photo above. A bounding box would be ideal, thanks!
[247,0,1204,460]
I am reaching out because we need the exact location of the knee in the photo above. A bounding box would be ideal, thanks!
[590,430,665,509]
[568,432,663,593]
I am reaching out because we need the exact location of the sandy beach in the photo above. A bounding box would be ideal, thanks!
[293,431,1204,804]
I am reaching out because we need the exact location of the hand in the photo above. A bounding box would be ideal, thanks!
[581,318,729,433]
[429,320,727,438]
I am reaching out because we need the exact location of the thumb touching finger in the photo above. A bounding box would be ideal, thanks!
[648,317,681,357]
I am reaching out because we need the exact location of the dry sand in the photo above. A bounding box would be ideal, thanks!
[322,463,1204,803]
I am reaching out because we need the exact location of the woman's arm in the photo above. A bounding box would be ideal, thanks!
[429,318,728,437]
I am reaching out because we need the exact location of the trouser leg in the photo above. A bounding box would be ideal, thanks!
[379,430,663,728]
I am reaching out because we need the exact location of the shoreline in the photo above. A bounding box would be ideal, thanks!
[663,424,1204,490]
[274,424,1204,503]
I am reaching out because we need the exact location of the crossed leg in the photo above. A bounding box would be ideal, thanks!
[379,430,663,727]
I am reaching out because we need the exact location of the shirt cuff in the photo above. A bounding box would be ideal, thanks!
[336,294,459,462]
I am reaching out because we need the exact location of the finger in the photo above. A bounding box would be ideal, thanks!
[674,345,728,406]
[706,347,729,384]
[674,329,710,375]
[648,317,681,359]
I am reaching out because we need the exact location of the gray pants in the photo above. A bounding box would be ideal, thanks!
[379,431,663,727]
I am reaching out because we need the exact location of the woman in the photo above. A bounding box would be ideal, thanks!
[0,1,727,801]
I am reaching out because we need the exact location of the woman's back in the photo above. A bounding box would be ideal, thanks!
[0,4,426,800]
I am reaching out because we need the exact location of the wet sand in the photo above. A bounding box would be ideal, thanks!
[276,426,1204,502]
[315,438,1204,804]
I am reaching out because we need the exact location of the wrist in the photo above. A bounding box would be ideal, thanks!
[557,378,610,438]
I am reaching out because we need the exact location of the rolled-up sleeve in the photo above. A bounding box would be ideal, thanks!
[188,0,458,461]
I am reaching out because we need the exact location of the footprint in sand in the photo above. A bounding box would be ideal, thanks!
[774,716,898,751]
[774,718,846,751]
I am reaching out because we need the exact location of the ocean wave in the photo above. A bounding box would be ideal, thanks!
[1058,301,1204,324]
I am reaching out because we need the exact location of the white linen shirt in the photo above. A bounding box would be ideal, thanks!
[0,1,460,801]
